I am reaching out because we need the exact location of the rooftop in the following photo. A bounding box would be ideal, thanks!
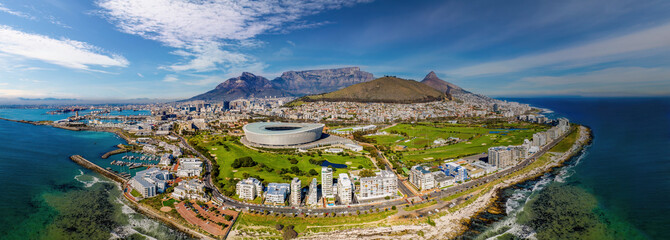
[243,122,324,135]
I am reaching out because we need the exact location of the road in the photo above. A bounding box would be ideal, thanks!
[175,126,573,216]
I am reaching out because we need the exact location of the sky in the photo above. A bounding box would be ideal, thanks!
[1,0,670,102]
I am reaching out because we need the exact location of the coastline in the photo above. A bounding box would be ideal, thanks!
[297,125,592,239]
[0,118,210,239]
[0,117,592,240]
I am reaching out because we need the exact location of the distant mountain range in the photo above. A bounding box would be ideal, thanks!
[185,67,374,101]
[185,67,480,103]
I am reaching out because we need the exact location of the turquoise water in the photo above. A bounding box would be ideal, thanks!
[0,109,190,239]
[0,108,150,122]
[462,98,670,239]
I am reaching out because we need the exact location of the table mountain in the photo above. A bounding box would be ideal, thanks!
[271,67,374,95]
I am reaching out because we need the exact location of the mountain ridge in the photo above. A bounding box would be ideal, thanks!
[299,76,447,103]
[185,67,375,101]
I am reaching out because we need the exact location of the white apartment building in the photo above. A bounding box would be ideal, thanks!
[172,179,206,201]
[307,178,318,206]
[265,183,290,204]
[337,173,353,205]
[130,168,170,198]
[177,158,202,177]
[290,177,301,206]
[358,170,397,201]
[409,165,435,190]
[321,167,334,198]
[236,177,263,200]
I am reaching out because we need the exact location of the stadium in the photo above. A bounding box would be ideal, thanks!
[243,122,325,147]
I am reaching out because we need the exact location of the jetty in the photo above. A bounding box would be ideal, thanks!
[101,144,130,159]
[69,155,129,183]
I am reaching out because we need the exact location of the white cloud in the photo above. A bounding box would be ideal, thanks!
[137,73,144,78]
[162,74,178,82]
[96,0,371,73]
[449,22,670,76]
[166,43,249,72]
[0,3,35,20]
[0,25,129,71]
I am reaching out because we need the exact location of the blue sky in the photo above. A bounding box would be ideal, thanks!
[1,0,670,101]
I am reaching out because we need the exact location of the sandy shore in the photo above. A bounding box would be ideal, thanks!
[298,126,591,240]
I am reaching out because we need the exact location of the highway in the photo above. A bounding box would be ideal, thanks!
[175,126,573,216]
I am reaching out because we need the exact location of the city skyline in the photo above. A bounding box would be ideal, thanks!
[1,0,670,101]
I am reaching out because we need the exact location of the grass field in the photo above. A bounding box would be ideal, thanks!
[404,200,438,211]
[190,134,374,188]
[372,124,492,149]
[234,209,398,233]
[373,123,546,165]
[549,127,578,153]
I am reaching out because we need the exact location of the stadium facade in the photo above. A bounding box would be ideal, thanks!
[243,122,325,146]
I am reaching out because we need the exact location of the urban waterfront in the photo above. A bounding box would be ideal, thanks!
[460,97,670,239]
[0,110,191,240]
[1,97,668,239]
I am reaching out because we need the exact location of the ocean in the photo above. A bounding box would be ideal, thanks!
[1,98,669,239]
[459,98,670,239]
[0,109,191,240]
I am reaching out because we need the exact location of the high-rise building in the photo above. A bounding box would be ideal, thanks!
[455,166,468,182]
[307,178,318,206]
[321,167,333,198]
[358,170,397,201]
[409,165,435,190]
[290,177,301,206]
[337,173,353,204]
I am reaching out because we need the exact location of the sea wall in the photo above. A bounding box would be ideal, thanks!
[69,155,128,183]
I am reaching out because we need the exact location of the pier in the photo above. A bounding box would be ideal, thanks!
[69,155,129,183]
[101,144,130,159]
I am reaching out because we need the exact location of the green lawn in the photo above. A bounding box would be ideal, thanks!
[191,134,374,188]
[235,209,397,233]
[130,189,142,198]
[549,126,578,153]
[162,198,178,207]
[404,200,438,211]
[373,123,546,165]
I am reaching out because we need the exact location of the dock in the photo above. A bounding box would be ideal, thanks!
[69,155,129,183]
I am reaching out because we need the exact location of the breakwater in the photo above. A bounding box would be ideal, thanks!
[101,144,130,159]
[69,155,128,183]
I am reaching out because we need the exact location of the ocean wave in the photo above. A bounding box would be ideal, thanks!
[480,144,592,239]
[74,169,109,188]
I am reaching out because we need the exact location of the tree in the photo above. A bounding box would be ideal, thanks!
[282,225,298,239]
[275,224,284,231]
[231,156,257,168]
[359,169,376,178]
[308,169,318,176]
